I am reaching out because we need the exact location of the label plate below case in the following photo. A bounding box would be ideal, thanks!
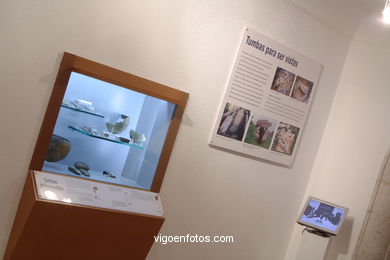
[34,171,164,217]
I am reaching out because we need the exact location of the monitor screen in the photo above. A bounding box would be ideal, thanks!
[42,71,176,190]
[297,196,348,236]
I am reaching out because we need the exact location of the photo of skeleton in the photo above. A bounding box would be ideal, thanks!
[217,102,250,141]
[291,76,313,104]
[271,122,299,155]
[270,67,296,96]
[244,114,277,149]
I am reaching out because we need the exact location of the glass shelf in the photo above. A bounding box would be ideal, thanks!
[61,104,105,118]
[68,126,145,149]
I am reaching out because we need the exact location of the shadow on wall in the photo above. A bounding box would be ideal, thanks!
[208,144,292,169]
[324,217,354,260]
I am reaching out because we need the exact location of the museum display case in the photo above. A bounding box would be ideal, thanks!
[30,52,188,192]
[42,71,177,190]
[4,52,188,260]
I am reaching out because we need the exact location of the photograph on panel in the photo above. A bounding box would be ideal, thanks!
[290,76,313,103]
[271,122,299,155]
[270,67,295,96]
[244,114,277,149]
[217,102,250,141]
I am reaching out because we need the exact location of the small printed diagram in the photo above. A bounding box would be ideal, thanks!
[270,67,295,96]
[217,102,250,141]
[271,122,299,155]
[291,76,313,104]
[244,114,277,149]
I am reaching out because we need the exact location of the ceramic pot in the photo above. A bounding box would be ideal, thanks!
[45,135,72,162]
[105,114,130,134]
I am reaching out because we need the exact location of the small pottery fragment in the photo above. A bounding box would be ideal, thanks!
[106,114,130,134]
[129,129,139,140]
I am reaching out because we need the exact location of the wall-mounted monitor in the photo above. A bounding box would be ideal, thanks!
[29,52,188,192]
[297,196,349,236]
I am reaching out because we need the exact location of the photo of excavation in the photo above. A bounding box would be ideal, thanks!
[291,76,313,104]
[271,122,300,155]
[270,67,296,96]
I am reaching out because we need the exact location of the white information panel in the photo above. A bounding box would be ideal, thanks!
[210,27,323,166]
[34,171,164,217]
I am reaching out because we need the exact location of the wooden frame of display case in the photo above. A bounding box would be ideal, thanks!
[29,52,189,192]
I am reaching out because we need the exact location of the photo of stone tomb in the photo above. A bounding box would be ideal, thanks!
[244,114,277,149]
[217,102,250,141]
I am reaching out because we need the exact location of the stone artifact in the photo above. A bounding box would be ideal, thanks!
[74,161,90,177]
[129,129,140,140]
[74,161,90,171]
[79,168,90,177]
[68,166,80,175]
[130,130,146,144]
[103,170,116,178]
[135,134,146,144]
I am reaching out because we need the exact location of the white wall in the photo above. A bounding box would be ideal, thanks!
[0,0,352,259]
[284,36,390,259]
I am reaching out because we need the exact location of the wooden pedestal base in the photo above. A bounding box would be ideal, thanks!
[4,172,164,260]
